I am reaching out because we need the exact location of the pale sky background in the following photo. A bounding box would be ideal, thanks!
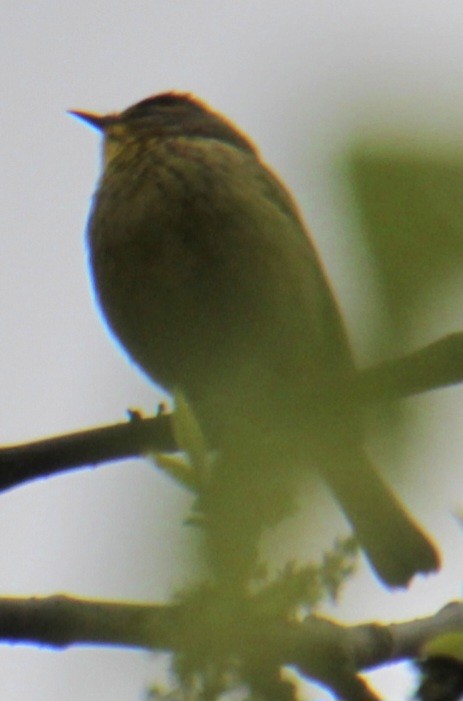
[1,2,463,700]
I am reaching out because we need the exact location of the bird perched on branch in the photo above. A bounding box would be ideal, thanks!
[71,92,439,588]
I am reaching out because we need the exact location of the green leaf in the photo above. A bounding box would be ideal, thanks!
[350,143,463,346]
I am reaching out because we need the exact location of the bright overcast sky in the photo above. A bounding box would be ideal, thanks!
[1,2,463,700]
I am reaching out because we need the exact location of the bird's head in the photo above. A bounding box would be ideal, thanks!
[69,92,256,166]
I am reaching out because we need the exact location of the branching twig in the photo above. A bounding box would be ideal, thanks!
[0,595,460,701]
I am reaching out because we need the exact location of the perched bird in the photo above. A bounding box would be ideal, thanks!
[71,92,439,588]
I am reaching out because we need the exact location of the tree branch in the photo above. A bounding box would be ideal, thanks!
[359,332,463,401]
[0,413,175,493]
[0,595,175,650]
[0,595,460,701]
[1,331,462,495]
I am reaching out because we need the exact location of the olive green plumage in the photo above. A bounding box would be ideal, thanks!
[73,92,439,587]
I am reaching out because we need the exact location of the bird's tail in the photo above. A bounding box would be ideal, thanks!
[321,446,440,586]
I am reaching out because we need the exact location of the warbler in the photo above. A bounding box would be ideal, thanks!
[71,92,439,587]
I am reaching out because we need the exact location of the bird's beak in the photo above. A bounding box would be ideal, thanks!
[68,109,112,132]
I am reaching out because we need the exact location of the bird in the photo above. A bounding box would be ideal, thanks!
[70,92,439,588]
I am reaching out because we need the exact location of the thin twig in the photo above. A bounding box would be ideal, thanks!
[0,413,175,492]
[1,331,463,495]
[359,332,463,401]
